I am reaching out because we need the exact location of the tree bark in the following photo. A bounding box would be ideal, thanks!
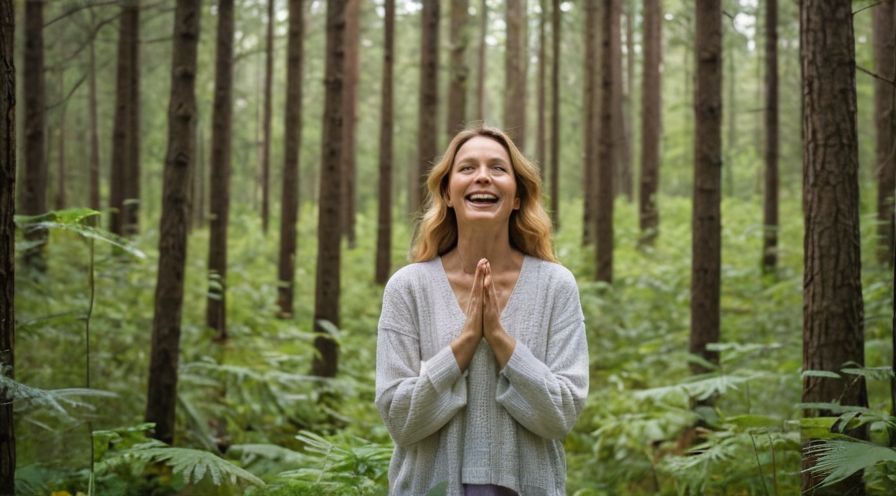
[800,1,868,493]
[123,2,140,236]
[689,0,722,373]
[109,2,139,236]
[340,0,359,248]
[639,0,661,245]
[145,0,202,445]
[22,0,46,269]
[476,0,487,121]
[762,0,779,273]
[376,0,395,285]
[549,0,560,227]
[504,0,527,148]
[596,0,617,282]
[582,0,598,245]
[446,0,469,140]
[536,0,546,175]
[276,0,304,318]
[0,1,15,491]
[874,0,895,265]
[261,0,274,234]
[206,0,234,340]
[88,18,100,217]
[54,71,66,210]
[414,0,439,213]
[312,0,346,378]
[613,2,631,201]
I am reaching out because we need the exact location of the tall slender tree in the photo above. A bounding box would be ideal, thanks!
[376,0,395,285]
[800,0,868,492]
[87,11,101,217]
[206,0,235,340]
[762,0,779,272]
[312,0,347,378]
[260,0,274,234]
[22,0,46,269]
[504,0,527,148]
[536,0,547,174]
[145,0,202,445]
[340,0,359,247]
[549,0,560,226]
[639,0,661,245]
[54,72,66,210]
[874,0,895,266]
[414,0,439,213]
[123,2,140,235]
[690,0,722,373]
[476,0,487,121]
[612,3,631,200]
[276,0,305,317]
[109,1,139,236]
[596,0,617,282]
[582,0,598,245]
[0,1,15,490]
[446,0,469,139]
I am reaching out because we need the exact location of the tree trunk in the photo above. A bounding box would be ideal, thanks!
[549,0,560,227]
[312,0,346,378]
[446,0,469,139]
[874,0,895,266]
[689,0,722,374]
[476,0,487,121]
[123,2,140,236]
[261,0,274,234]
[613,3,631,201]
[800,1,868,493]
[596,0,617,282]
[536,0,546,175]
[109,2,138,236]
[206,0,234,340]
[725,31,736,198]
[193,113,206,230]
[639,0,661,245]
[414,0,439,213]
[144,0,202,445]
[88,19,100,217]
[22,0,46,269]
[762,0,779,273]
[340,0,359,248]
[0,1,15,491]
[276,0,304,318]
[582,0,598,245]
[54,72,66,210]
[376,0,395,285]
[504,0,527,148]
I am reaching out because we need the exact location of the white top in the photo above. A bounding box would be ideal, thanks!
[375,256,589,496]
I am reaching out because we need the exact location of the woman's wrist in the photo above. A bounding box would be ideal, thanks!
[484,326,515,369]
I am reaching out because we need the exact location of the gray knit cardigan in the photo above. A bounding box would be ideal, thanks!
[375,256,589,496]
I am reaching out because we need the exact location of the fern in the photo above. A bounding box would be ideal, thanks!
[0,375,115,422]
[15,208,145,258]
[102,440,265,487]
[805,439,896,488]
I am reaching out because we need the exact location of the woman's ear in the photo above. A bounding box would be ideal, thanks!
[513,197,520,210]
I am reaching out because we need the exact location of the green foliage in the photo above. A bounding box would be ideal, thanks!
[805,440,896,490]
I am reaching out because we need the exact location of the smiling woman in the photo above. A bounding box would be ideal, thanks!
[375,125,589,495]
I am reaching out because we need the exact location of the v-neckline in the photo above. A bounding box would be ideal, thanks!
[437,254,529,323]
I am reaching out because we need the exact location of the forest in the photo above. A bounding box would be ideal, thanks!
[0,0,895,494]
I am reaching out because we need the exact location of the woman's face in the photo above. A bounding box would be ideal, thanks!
[445,136,520,228]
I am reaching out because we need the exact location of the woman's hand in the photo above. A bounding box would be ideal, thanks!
[482,260,516,369]
[450,258,487,371]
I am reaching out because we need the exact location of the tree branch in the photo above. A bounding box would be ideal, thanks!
[857,65,896,87]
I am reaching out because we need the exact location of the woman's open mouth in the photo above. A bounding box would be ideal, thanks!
[465,193,500,208]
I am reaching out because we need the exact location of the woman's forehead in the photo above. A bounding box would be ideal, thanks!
[454,136,510,163]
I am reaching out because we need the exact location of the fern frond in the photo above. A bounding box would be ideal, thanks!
[1,375,116,420]
[634,373,762,402]
[805,439,896,488]
[15,208,145,258]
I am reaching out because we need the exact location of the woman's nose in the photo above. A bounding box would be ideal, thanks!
[474,167,491,182]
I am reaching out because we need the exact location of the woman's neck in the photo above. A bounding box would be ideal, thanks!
[449,224,520,275]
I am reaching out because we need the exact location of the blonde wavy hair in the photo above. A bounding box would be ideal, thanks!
[410,125,557,263]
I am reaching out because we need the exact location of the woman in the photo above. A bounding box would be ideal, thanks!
[375,126,589,495]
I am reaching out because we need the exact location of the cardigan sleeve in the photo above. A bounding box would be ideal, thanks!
[495,272,589,440]
[375,276,468,447]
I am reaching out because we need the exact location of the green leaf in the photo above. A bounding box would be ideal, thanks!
[426,481,449,496]
[805,439,896,487]
[840,366,894,381]
[801,370,841,379]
